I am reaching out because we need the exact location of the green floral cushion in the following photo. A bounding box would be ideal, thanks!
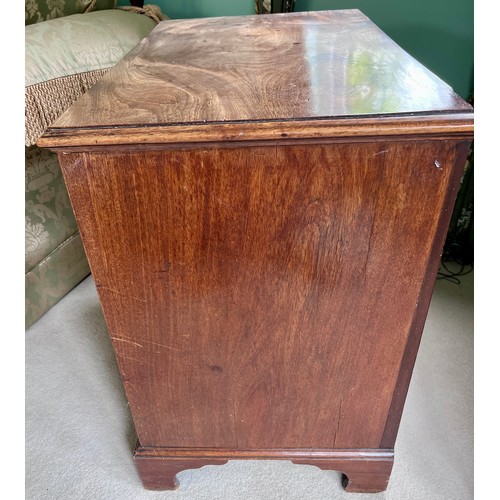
[25,145,91,329]
[25,9,158,145]
[25,0,117,25]
[26,231,90,329]
[25,146,78,273]
[25,9,157,87]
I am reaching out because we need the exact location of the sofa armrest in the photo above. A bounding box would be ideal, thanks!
[25,9,159,145]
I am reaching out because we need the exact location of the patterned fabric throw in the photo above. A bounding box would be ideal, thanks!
[25,0,116,25]
[25,145,91,328]
[25,146,79,272]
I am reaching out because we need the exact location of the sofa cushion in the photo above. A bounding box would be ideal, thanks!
[25,9,158,145]
[25,9,156,87]
[25,146,79,273]
[25,0,116,25]
[25,229,90,329]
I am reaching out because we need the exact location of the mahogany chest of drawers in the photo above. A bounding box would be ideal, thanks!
[39,9,473,493]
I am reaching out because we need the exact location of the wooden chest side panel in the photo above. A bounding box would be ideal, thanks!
[59,141,459,449]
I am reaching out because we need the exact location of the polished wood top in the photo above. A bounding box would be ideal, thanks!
[40,10,473,148]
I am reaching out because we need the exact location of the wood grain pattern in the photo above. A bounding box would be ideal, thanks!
[134,444,394,492]
[134,454,228,490]
[58,140,463,451]
[380,140,472,447]
[40,10,472,148]
[39,113,473,149]
[42,9,474,493]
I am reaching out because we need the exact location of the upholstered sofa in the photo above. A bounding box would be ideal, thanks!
[25,1,165,328]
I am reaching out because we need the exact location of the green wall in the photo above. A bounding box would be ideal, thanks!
[117,1,254,19]
[118,0,473,99]
[294,0,473,99]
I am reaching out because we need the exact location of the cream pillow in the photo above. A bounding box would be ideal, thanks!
[25,9,158,145]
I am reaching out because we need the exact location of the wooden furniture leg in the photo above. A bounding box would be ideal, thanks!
[134,450,228,490]
[293,456,393,493]
[134,445,393,492]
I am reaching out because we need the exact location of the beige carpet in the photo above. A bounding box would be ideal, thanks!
[26,269,473,500]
